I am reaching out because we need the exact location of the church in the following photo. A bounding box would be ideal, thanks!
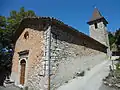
[11,8,110,90]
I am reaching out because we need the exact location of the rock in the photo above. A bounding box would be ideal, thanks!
[103,81,107,84]
[108,83,112,87]
[115,84,120,88]
[76,71,85,77]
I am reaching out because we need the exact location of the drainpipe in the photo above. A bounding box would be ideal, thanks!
[46,25,51,90]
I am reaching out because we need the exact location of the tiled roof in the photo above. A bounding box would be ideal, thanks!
[13,16,107,51]
[90,8,103,21]
[87,8,108,24]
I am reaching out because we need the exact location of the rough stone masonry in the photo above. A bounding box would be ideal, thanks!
[11,8,110,90]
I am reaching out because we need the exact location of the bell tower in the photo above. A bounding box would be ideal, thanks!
[87,8,109,47]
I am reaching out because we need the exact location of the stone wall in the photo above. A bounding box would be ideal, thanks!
[50,26,107,90]
[11,25,47,90]
[89,22,108,46]
[11,23,108,90]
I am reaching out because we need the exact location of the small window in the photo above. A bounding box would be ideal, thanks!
[24,31,29,39]
[94,23,98,29]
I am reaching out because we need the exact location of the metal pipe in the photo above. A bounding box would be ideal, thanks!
[46,26,51,90]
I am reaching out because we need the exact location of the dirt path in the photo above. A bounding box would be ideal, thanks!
[0,85,20,90]
[0,60,116,90]
[57,60,115,90]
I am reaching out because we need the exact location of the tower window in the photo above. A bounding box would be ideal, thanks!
[94,23,98,29]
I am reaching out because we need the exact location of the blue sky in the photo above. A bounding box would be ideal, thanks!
[0,0,120,35]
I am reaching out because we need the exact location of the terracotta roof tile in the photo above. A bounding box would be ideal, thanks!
[87,8,108,24]
[13,17,107,51]
[90,8,103,21]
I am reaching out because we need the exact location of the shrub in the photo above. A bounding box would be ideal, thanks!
[115,63,120,70]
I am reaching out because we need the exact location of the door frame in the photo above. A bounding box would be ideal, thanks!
[20,59,26,85]
[18,57,28,86]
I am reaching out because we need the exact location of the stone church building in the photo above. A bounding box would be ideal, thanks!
[11,8,110,90]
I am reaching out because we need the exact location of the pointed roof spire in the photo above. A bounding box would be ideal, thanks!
[90,8,103,21]
[87,8,108,24]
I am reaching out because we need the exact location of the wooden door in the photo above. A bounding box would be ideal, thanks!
[20,60,26,85]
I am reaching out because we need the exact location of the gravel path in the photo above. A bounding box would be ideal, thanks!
[57,60,116,90]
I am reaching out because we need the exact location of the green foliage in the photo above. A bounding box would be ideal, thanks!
[108,29,120,51]
[7,7,36,36]
[115,29,120,39]
[115,29,120,50]
[0,16,6,27]
[0,6,36,61]
[0,7,36,48]
[0,7,36,84]
[0,50,12,70]
[115,63,120,70]
[114,64,120,78]
[108,32,116,48]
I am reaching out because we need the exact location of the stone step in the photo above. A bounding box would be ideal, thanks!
[4,79,15,87]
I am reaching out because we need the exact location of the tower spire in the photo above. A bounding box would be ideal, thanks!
[87,8,108,24]
[87,8,109,47]
[90,8,102,21]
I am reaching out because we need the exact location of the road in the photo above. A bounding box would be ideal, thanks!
[0,60,117,90]
[57,60,117,90]
[0,85,20,90]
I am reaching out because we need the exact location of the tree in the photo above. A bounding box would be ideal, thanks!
[115,29,120,50]
[0,16,7,47]
[0,7,36,86]
[7,7,36,39]
[108,32,116,49]
[108,28,120,51]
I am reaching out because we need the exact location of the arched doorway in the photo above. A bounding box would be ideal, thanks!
[20,59,26,85]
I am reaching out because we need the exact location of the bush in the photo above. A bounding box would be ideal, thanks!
[115,63,120,70]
